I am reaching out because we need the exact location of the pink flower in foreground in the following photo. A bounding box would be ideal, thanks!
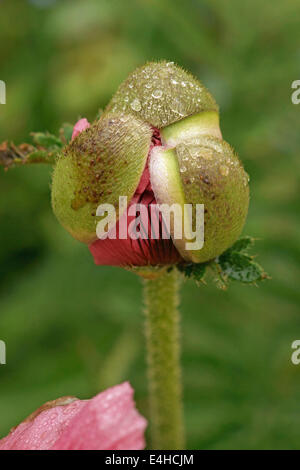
[0,382,146,450]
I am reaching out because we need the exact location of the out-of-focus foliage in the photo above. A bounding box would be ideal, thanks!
[0,0,299,449]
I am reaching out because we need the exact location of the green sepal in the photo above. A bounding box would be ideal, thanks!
[51,112,152,244]
[177,263,206,283]
[59,123,74,145]
[31,131,63,149]
[105,61,218,128]
[175,136,250,262]
[150,137,250,263]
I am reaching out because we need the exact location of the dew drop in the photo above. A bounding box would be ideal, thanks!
[189,147,199,159]
[243,173,250,186]
[130,98,141,112]
[152,89,163,99]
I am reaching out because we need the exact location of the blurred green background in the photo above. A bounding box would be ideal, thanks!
[0,0,299,450]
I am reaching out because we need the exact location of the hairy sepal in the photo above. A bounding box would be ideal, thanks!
[105,61,218,128]
[150,136,249,263]
[51,113,152,243]
[176,136,249,262]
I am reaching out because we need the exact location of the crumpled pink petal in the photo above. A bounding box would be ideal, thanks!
[89,165,182,266]
[71,118,90,140]
[0,382,147,450]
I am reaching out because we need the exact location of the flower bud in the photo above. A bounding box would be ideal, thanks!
[51,61,249,269]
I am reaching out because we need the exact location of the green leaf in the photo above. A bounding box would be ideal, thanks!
[59,123,74,145]
[0,141,59,169]
[229,236,255,253]
[0,127,69,169]
[31,132,63,149]
[177,235,268,287]
[178,262,206,282]
[218,251,266,283]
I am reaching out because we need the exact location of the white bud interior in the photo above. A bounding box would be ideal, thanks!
[160,111,222,148]
[149,146,200,262]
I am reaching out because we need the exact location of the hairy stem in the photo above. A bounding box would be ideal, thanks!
[143,268,185,449]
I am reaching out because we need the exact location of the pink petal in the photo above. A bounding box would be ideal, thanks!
[89,184,182,266]
[0,383,147,451]
[71,118,90,140]
[89,128,183,267]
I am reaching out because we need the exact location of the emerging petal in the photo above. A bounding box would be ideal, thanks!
[71,118,90,140]
[89,164,182,267]
[0,383,147,451]
[89,129,183,267]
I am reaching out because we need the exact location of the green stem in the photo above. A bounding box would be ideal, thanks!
[143,267,185,450]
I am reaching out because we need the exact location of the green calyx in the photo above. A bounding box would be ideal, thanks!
[51,113,152,243]
[105,61,218,128]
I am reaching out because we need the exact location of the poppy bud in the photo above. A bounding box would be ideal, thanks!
[51,61,249,268]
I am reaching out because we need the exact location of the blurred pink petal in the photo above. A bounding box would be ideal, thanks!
[0,382,147,451]
[71,118,90,140]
